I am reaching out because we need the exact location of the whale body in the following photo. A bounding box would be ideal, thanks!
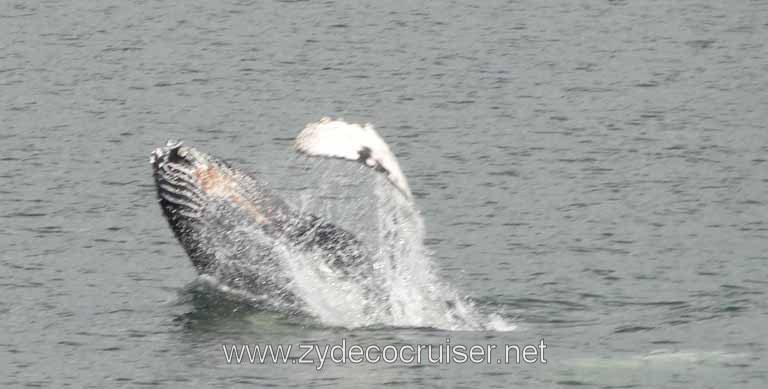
[150,118,411,300]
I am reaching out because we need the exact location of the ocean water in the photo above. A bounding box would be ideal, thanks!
[2,0,767,387]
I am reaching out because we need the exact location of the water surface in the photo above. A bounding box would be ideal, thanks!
[1,0,767,387]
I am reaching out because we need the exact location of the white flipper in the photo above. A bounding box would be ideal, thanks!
[294,117,412,200]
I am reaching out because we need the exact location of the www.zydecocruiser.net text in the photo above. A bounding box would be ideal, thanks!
[222,338,547,370]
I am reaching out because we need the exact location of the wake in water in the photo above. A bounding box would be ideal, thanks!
[153,118,514,331]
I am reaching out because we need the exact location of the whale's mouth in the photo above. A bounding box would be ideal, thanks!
[151,140,204,170]
[151,140,209,221]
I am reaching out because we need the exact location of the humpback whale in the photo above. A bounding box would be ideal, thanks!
[150,118,411,299]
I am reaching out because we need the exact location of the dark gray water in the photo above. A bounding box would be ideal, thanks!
[2,0,767,387]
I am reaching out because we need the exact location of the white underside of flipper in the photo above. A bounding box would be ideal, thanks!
[294,117,412,200]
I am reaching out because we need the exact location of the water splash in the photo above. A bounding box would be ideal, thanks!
[268,160,516,331]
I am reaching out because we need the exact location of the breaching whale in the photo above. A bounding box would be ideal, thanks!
[150,118,412,298]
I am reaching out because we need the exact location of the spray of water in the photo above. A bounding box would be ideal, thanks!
[266,160,516,331]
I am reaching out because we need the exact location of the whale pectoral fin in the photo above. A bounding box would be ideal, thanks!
[294,117,412,200]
